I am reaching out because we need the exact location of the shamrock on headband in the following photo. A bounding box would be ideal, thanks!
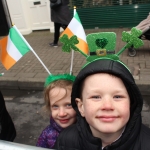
[60,34,79,53]
[60,27,144,63]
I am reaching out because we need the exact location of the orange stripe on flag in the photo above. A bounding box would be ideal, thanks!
[0,36,16,70]
[60,28,73,38]
[60,28,88,55]
[76,38,88,55]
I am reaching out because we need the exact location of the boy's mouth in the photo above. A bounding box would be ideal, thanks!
[96,116,119,122]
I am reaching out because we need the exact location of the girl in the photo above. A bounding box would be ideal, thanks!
[36,74,76,148]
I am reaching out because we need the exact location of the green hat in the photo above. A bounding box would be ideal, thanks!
[86,32,116,62]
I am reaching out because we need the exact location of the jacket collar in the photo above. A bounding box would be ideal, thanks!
[77,115,141,150]
[50,117,62,132]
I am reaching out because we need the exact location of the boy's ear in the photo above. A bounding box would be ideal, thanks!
[75,98,85,117]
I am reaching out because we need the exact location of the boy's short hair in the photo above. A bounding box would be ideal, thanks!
[44,79,73,114]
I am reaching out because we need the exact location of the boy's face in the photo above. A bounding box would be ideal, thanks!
[76,73,130,138]
[49,87,76,128]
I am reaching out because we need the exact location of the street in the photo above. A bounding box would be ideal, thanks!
[1,89,49,146]
[1,89,150,146]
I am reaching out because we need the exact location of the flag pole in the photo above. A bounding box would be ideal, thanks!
[69,6,76,75]
[13,25,51,75]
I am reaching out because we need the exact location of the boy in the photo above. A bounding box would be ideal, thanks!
[55,32,150,150]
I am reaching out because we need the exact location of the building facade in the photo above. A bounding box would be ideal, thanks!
[3,0,150,35]
[6,0,54,35]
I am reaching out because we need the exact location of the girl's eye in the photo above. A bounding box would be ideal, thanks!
[66,103,72,108]
[52,105,58,109]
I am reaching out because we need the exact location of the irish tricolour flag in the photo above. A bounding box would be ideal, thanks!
[0,25,30,70]
[61,12,88,55]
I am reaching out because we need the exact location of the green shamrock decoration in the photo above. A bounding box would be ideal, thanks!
[95,38,108,48]
[122,27,143,49]
[60,28,144,65]
[117,27,143,56]
[60,34,80,53]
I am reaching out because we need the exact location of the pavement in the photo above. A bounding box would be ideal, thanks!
[0,27,150,95]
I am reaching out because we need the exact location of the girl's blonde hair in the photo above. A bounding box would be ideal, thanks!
[44,79,73,114]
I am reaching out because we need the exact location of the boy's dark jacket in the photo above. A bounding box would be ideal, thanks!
[0,91,16,141]
[55,59,150,150]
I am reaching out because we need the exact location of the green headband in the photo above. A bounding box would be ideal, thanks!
[44,74,76,87]
[59,27,144,67]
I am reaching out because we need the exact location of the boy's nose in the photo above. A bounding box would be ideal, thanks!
[101,98,114,110]
[58,108,67,117]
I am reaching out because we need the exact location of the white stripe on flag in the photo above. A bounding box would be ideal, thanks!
[68,18,86,42]
[7,35,22,61]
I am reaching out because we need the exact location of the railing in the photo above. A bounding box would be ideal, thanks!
[69,1,150,29]
[69,0,150,8]
[0,140,54,150]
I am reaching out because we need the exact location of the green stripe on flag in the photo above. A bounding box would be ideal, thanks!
[74,12,81,24]
[9,27,30,55]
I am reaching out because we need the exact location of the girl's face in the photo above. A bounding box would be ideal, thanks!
[76,73,130,138]
[49,87,76,128]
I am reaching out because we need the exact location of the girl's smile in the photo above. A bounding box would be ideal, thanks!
[50,87,76,128]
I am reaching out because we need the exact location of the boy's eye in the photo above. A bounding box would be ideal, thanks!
[91,95,101,99]
[114,95,122,99]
